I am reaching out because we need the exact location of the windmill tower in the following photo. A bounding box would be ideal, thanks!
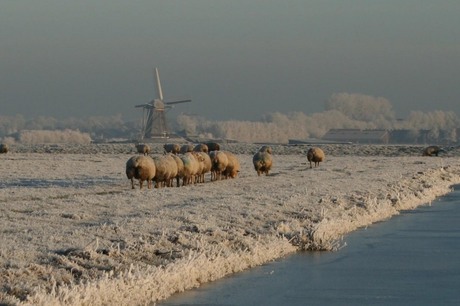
[135,68,191,139]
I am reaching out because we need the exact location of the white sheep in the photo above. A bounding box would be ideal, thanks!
[253,148,273,176]
[153,155,178,188]
[169,153,185,187]
[135,143,151,156]
[180,152,200,186]
[222,151,240,179]
[194,151,212,183]
[307,147,325,168]
[126,155,156,189]
[209,150,228,181]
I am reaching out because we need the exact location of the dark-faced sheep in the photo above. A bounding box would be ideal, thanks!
[253,151,273,176]
[307,147,325,168]
[205,142,220,152]
[163,143,180,155]
[222,151,240,179]
[135,143,151,156]
[193,143,209,153]
[0,143,8,154]
[180,144,194,154]
[258,145,272,154]
[209,150,228,181]
[126,155,156,189]
[423,145,442,157]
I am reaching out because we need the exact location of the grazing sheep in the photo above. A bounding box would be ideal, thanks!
[169,154,185,187]
[135,143,151,156]
[307,147,325,168]
[163,143,181,155]
[222,151,240,179]
[153,155,178,188]
[180,144,194,154]
[0,143,8,154]
[423,145,442,157]
[205,142,220,152]
[209,150,228,181]
[126,155,156,189]
[180,152,200,186]
[253,151,273,176]
[258,145,272,154]
[193,143,209,153]
[194,151,212,183]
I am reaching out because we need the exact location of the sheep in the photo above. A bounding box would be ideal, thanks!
[258,145,272,154]
[180,144,194,154]
[0,143,8,154]
[222,151,240,179]
[194,151,212,183]
[423,145,442,157]
[190,152,205,183]
[153,155,178,188]
[163,143,181,155]
[193,143,209,153]
[209,150,228,181]
[205,142,220,152]
[169,154,185,187]
[135,143,151,156]
[253,149,273,176]
[126,155,156,189]
[307,147,325,168]
[180,152,200,186]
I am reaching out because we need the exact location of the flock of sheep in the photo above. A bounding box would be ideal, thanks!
[0,140,441,190]
[126,142,326,189]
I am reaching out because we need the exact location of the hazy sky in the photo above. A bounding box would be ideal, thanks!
[1,0,459,122]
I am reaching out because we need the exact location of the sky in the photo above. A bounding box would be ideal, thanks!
[1,0,459,122]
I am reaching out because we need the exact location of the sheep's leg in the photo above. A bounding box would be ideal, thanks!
[131,178,135,189]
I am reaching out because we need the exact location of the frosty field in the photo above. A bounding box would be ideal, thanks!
[1,143,460,305]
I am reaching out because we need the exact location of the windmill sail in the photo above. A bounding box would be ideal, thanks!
[155,68,163,101]
[135,68,191,139]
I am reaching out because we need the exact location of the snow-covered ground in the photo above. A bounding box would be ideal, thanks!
[1,143,460,305]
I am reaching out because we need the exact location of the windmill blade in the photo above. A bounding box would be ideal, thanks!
[155,68,164,101]
[165,99,192,105]
[135,103,153,108]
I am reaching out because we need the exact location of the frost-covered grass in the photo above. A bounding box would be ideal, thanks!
[1,144,460,305]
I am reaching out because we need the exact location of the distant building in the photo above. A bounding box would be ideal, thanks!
[389,129,421,144]
[390,129,459,145]
[322,129,390,144]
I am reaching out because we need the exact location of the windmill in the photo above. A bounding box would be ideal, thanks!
[135,68,191,139]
